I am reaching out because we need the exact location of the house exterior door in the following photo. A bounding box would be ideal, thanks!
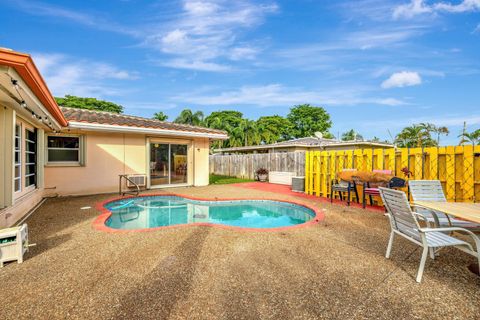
[150,143,188,187]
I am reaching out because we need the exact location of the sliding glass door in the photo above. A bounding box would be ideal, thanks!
[150,143,188,187]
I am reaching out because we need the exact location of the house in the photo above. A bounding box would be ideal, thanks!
[0,48,228,228]
[214,137,393,154]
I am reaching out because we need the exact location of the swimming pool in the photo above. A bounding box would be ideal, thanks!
[100,196,318,231]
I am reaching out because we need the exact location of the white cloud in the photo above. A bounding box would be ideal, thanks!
[348,27,424,49]
[32,53,137,97]
[434,0,480,13]
[393,0,480,19]
[338,0,397,22]
[173,84,406,107]
[277,26,424,56]
[381,71,422,88]
[159,59,232,72]
[229,47,259,61]
[11,0,274,73]
[183,1,219,16]
[375,98,406,106]
[12,0,138,36]
[373,66,444,78]
[474,23,480,33]
[363,113,480,129]
[393,0,432,19]
[143,0,278,71]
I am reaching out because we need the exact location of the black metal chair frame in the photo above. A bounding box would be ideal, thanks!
[362,177,407,209]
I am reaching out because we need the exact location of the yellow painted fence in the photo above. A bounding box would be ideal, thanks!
[305,146,480,203]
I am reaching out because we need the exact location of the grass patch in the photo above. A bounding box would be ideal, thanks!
[209,174,254,185]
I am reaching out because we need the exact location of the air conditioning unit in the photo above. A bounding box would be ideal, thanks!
[126,174,147,187]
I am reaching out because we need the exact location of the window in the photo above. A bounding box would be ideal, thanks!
[47,136,82,164]
[13,119,38,198]
[25,128,37,188]
[14,124,21,192]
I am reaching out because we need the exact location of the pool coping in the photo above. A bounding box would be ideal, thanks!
[93,193,325,233]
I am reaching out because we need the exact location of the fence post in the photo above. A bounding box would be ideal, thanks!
[315,151,320,196]
[463,145,474,202]
[445,146,455,201]
[305,151,310,194]
[429,147,438,180]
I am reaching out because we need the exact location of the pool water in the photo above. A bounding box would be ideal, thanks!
[104,196,315,230]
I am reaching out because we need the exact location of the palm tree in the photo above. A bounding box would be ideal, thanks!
[152,111,168,121]
[174,109,204,126]
[395,124,436,148]
[232,120,260,147]
[458,129,480,146]
[432,126,449,145]
[257,122,276,144]
[419,123,449,145]
[229,126,245,147]
[341,129,363,141]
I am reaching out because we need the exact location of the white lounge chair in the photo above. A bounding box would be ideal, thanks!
[379,187,480,283]
[408,180,480,230]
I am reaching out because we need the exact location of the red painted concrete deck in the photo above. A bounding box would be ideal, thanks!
[232,182,386,212]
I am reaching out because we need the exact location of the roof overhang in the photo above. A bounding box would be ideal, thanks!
[214,144,307,152]
[214,141,393,152]
[0,48,67,127]
[68,121,229,140]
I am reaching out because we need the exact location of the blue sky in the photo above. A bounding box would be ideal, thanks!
[1,0,479,144]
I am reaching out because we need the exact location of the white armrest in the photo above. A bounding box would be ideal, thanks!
[420,227,480,250]
[412,204,449,227]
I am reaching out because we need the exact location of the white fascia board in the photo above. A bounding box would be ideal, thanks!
[5,67,62,130]
[67,121,229,140]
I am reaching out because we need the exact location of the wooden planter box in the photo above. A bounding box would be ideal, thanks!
[0,224,28,267]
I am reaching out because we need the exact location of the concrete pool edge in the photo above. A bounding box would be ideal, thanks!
[93,193,325,233]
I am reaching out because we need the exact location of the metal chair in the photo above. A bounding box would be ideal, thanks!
[408,180,480,230]
[330,169,359,206]
[379,187,480,282]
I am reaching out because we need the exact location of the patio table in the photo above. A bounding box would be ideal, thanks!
[413,201,480,224]
[414,201,480,275]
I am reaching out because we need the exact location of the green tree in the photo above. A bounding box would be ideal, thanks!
[341,129,364,141]
[395,124,437,148]
[152,111,168,121]
[55,95,123,113]
[458,129,480,146]
[322,132,336,139]
[205,110,245,148]
[419,123,449,146]
[433,126,449,145]
[174,109,204,126]
[205,110,243,129]
[287,104,332,138]
[236,119,260,146]
[256,115,293,144]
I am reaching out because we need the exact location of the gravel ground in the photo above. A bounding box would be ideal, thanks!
[1,184,479,319]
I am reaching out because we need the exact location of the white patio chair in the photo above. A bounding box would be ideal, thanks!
[409,180,480,230]
[379,187,480,283]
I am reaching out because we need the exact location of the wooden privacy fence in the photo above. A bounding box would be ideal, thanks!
[210,152,305,179]
[305,146,480,203]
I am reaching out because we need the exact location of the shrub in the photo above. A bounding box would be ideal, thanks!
[256,168,268,175]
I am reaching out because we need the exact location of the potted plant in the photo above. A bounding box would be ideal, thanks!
[256,168,268,182]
